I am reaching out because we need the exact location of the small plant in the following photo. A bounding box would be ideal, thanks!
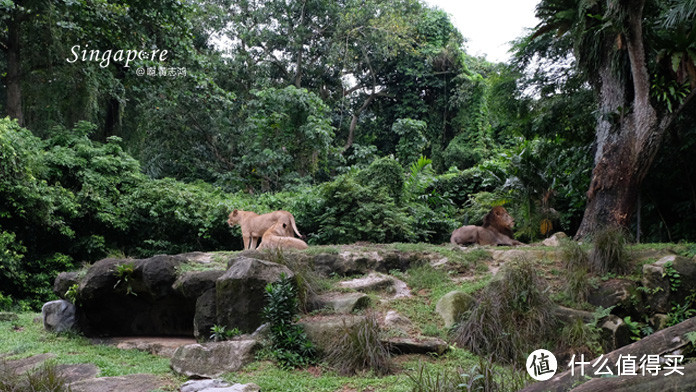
[559,318,603,357]
[588,226,630,274]
[209,325,242,342]
[263,275,315,369]
[662,261,681,292]
[666,293,696,327]
[64,284,80,305]
[113,262,137,296]
[623,316,642,341]
[325,312,392,376]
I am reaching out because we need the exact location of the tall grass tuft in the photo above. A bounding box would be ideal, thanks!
[325,312,392,376]
[589,225,630,274]
[560,238,590,303]
[0,362,72,392]
[451,258,556,364]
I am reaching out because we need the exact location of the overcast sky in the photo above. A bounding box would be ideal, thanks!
[422,0,540,63]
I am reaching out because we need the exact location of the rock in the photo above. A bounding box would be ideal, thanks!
[640,255,696,315]
[600,315,633,352]
[587,279,635,311]
[181,379,261,392]
[541,232,568,247]
[173,270,225,299]
[491,248,552,263]
[435,291,475,328]
[337,272,411,298]
[95,336,196,358]
[76,255,196,336]
[69,373,166,392]
[310,292,370,314]
[170,340,260,378]
[216,256,294,333]
[383,310,413,333]
[553,306,594,324]
[55,363,100,384]
[315,253,378,277]
[53,271,80,298]
[649,313,669,331]
[642,263,671,313]
[194,288,217,340]
[299,315,366,352]
[42,299,77,333]
[383,337,449,355]
[0,353,56,375]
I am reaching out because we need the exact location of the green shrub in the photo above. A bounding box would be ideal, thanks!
[263,275,315,369]
[357,156,405,203]
[325,312,392,376]
[209,325,242,342]
[314,175,415,244]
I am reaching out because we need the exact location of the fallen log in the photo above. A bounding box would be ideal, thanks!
[567,361,696,392]
[520,316,696,392]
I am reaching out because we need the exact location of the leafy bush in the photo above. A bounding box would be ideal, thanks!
[392,118,428,166]
[357,156,405,203]
[325,312,392,376]
[263,275,315,369]
[314,175,415,244]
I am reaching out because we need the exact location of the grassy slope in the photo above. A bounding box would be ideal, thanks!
[1,242,692,391]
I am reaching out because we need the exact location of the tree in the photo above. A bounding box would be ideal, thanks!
[522,0,696,237]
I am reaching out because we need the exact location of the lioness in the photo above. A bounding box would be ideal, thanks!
[257,222,309,250]
[227,209,302,249]
[450,206,523,246]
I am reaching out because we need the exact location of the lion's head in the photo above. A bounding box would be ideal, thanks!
[482,206,515,237]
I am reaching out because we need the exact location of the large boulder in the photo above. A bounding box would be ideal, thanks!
[76,255,196,336]
[42,299,77,333]
[170,340,260,378]
[435,291,475,328]
[216,256,294,333]
[299,315,366,352]
[309,292,370,314]
[173,270,225,340]
[53,271,80,298]
[587,279,635,312]
[642,255,696,313]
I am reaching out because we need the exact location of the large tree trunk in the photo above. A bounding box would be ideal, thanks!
[6,15,24,126]
[575,0,658,238]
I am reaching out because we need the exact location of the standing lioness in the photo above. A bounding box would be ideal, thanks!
[258,222,309,250]
[227,209,302,249]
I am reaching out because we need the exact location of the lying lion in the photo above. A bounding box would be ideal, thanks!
[227,209,302,249]
[450,206,523,246]
[258,222,309,250]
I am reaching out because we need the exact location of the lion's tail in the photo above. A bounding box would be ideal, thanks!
[290,217,303,239]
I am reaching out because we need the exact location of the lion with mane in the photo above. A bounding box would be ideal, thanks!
[450,206,523,246]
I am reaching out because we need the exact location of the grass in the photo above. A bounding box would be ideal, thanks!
[0,314,176,380]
